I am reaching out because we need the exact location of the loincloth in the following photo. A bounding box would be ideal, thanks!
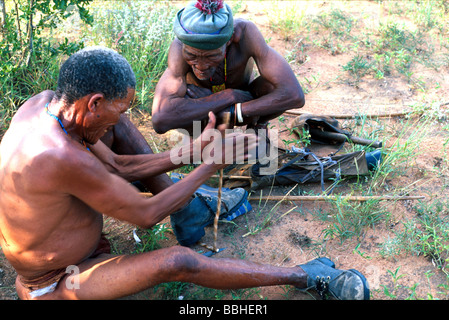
[18,234,111,298]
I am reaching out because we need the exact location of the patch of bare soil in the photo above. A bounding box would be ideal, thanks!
[1,1,448,301]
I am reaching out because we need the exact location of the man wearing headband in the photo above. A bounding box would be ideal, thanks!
[152,0,305,134]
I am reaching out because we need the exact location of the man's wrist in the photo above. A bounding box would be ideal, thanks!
[230,104,236,127]
[235,103,244,124]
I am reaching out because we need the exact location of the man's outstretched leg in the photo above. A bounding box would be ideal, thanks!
[18,246,369,300]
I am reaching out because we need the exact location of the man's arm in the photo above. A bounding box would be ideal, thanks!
[59,117,257,229]
[151,40,252,134]
[237,21,305,120]
[88,139,186,181]
[89,113,218,181]
[60,151,220,229]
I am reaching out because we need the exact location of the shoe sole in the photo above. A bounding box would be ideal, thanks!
[348,269,370,300]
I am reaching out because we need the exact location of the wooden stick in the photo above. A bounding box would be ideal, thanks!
[213,169,223,252]
[284,109,415,119]
[247,195,425,202]
[285,101,449,119]
[140,192,425,202]
[211,174,252,180]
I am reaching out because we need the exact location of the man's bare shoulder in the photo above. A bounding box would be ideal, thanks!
[11,91,55,125]
[32,141,100,182]
[19,90,54,109]
[2,122,95,195]
[233,19,262,43]
[167,39,189,74]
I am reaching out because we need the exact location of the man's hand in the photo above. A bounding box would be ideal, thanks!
[192,111,221,153]
[185,84,213,99]
[195,112,258,170]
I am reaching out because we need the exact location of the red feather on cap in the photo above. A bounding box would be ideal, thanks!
[195,0,224,15]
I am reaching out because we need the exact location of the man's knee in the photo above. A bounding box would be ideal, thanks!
[108,114,154,155]
[164,246,202,278]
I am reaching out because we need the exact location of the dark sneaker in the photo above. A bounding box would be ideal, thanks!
[298,257,370,300]
[170,172,251,221]
[170,176,251,246]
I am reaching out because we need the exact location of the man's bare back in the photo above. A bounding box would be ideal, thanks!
[0,91,104,280]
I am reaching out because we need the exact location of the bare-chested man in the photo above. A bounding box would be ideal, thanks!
[0,47,369,300]
[151,0,305,134]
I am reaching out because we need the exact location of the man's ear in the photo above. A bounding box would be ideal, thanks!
[87,93,105,113]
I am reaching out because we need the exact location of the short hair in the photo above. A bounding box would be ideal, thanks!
[55,46,136,105]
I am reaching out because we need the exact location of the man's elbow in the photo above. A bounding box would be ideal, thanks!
[296,93,305,109]
[140,219,158,230]
[151,112,171,134]
[292,85,305,108]
[139,206,170,230]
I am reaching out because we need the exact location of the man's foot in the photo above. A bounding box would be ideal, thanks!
[298,257,370,300]
[170,173,251,221]
[170,174,251,246]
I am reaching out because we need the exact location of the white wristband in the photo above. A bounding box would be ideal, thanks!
[236,103,243,124]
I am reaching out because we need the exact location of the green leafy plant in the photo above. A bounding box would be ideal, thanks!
[0,0,92,136]
[343,55,375,84]
[81,0,176,113]
[133,223,171,253]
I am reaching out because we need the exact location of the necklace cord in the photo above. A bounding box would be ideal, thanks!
[45,102,90,151]
[45,102,68,134]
